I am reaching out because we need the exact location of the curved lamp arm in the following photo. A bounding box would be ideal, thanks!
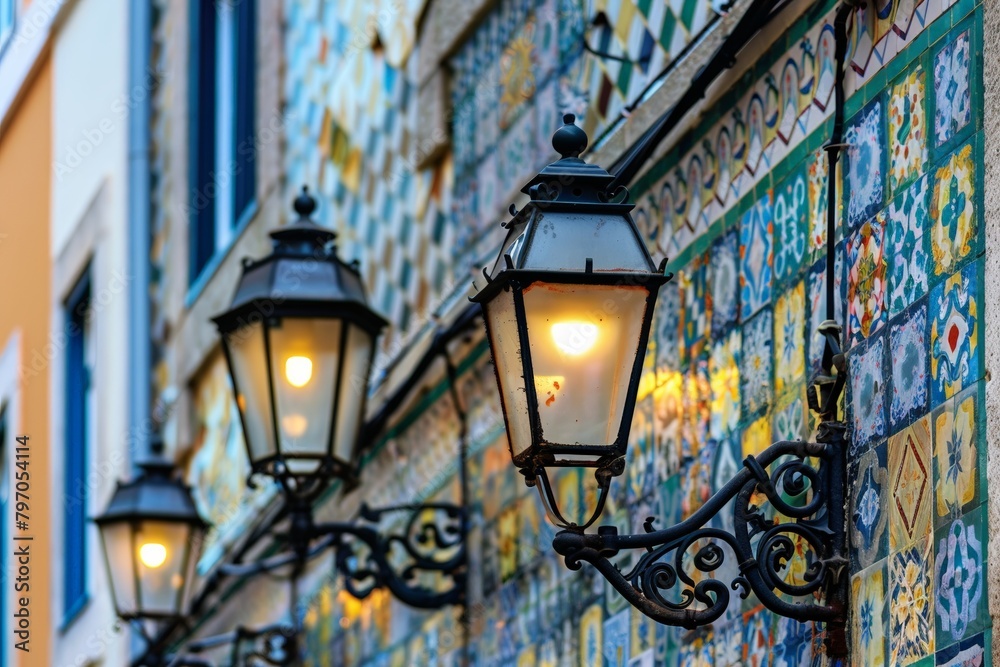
[549,426,848,629]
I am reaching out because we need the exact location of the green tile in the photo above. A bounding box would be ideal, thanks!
[658,11,677,51]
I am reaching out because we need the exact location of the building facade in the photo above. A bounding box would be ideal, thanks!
[17,0,993,664]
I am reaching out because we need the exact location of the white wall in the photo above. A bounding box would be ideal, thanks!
[50,0,132,664]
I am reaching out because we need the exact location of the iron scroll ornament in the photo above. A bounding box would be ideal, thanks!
[548,423,849,629]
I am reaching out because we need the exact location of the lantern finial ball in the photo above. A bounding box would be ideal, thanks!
[294,185,317,220]
[552,114,588,159]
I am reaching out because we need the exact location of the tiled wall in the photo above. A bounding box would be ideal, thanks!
[298,0,988,665]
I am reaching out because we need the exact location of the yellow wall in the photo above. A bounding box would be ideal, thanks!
[0,53,52,667]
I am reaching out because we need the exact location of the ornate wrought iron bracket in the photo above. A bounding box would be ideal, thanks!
[550,430,848,630]
[220,501,467,611]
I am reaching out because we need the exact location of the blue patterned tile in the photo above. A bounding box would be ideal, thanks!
[934,506,987,648]
[933,28,973,153]
[739,195,774,320]
[886,175,930,318]
[930,261,981,406]
[889,535,935,664]
[773,166,809,288]
[710,229,741,336]
[888,300,929,430]
[845,96,887,229]
[739,308,773,418]
[850,442,889,570]
[848,331,888,453]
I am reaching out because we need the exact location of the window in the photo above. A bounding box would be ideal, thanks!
[63,273,91,623]
[0,0,13,54]
[189,0,257,285]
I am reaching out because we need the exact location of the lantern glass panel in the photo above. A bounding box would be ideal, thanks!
[332,324,373,464]
[268,317,344,474]
[522,282,649,451]
[135,520,192,617]
[99,521,138,615]
[225,320,277,464]
[520,211,651,272]
[483,290,532,458]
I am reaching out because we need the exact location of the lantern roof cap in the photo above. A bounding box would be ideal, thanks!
[95,436,208,528]
[213,186,387,334]
[521,115,616,199]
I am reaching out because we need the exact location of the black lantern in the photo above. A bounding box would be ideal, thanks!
[214,187,387,498]
[471,115,670,529]
[95,457,209,621]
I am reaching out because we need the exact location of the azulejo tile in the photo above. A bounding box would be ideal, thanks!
[711,229,741,336]
[934,631,990,666]
[932,27,973,153]
[932,384,980,525]
[845,96,886,229]
[654,281,683,372]
[888,60,928,195]
[886,175,930,319]
[772,391,805,443]
[741,414,772,459]
[739,194,774,320]
[773,167,809,287]
[930,141,977,281]
[934,506,986,648]
[772,617,813,667]
[888,416,932,553]
[930,261,980,405]
[889,535,936,665]
[742,605,773,667]
[740,308,773,417]
[806,249,845,374]
[889,301,929,430]
[773,282,806,396]
[851,561,888,667]
[848,332,888,453]
[850,442,888,570]
[807,148,830,265]
[682,256,711,362]
[847,214,888,346]
[709,330,741,440]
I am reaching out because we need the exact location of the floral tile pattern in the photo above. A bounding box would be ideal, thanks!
[845,97,886,229]
[772,618,813,667]
[889,62,927,194]
[740,309,773,417]
[807,148,831,264]
[851,443,889,570]
[934,507,986,647]
[773,282,806,396]
[932,384,979,525]
[773,392,805,443]
[886,176,930,318]
[847,215,888,345]
[655,282,683,371]
[851,562,888,667]
[889,302,929,430]
[773,168,808,287]
[933,29,972,150]
[742,606,772,667]
[848,332,887,453]
[930,261,980,405]
[888,417,931,553]
[889,535,935,665]
[711,229,741,335]
[931,142,977,280]
[739,195,774,320]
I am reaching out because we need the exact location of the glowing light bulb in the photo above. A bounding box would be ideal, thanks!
[282,414,309,438]
[139,542,167,568]
[285,356,313,387]
[551,321,599,355]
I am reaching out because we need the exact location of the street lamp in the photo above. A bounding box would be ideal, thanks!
[95,451,209,622]
[213,186,387,500]
[472,116,850,633]
[471,114,670,529]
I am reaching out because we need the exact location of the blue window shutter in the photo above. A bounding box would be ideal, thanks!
[63,275,90,623]
[189,0,218,284]
[233,0,256,218]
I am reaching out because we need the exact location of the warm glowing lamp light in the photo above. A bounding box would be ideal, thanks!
[551,322,599,355]
[139,542,167,568]
[285,356,313,387]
